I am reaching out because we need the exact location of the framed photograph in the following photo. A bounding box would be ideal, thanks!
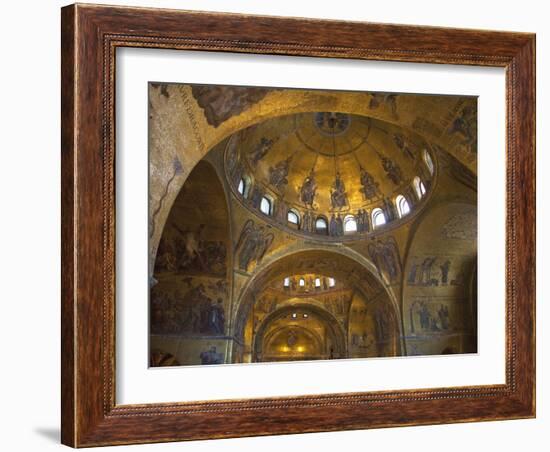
[61,3,535,447]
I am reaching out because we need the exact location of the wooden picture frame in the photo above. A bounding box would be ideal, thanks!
[61,3,535,447]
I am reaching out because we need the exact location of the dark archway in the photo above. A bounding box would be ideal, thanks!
[150,160,233,366]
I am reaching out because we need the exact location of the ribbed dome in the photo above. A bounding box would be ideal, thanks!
[225,112,435,237]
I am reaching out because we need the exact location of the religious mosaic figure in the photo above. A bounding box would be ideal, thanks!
[249,137,275,166]
[249,185,262,209]
[357,209,370,232]
[191,85,269,128]
[230,162,245,189]
[420,257,437,285]
[207,299,225,335]
[382,197,396,222]
[300,171,317,207]
[286,330,298,347]
[235,219,274,272]
[356,210,365,232]
[381,156,403,185]
[329,214,338,236]
[438,304,450,330]
[393,133,417,160]
[440,259,451,285]
[435,144,476,190]
[374,305,392,356]
[171,223,207,273]
[407,260,420,285]
[407,257,451,287]
[154,238,178,273]
[336,215,344,235]
[359,169,380,200]
[268,157,291,191]
[226,135,239,175]
[165,223,227,277]
[259,296,278,313]
[368,92,399,119]
[199,346,224,365]
[302,210,313,232]
[451,262,469,286]
[314,112,351,135]
[418,302,431,330]
[275,199,287,224]
[448,105,476,150]
[330,172,348,209]
[177,284,211,334]
[368,237,402,283]
[411,301,451,333]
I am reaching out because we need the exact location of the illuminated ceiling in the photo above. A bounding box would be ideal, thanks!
[225,112,435,234]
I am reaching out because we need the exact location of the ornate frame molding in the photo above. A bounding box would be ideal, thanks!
[61,4,535,447]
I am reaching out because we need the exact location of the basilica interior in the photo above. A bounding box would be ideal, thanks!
[148,83,478,366]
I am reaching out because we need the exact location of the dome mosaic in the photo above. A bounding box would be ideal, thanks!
[225,112,436,238]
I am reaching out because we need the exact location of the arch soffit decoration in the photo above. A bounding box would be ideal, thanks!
[275,296,334,314]
[232,246,401,341]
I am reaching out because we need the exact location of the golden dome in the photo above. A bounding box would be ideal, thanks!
[225,112,435,237]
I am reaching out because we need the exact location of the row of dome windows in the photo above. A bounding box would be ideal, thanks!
[290,312,309,319]
[283,276,336,289]
[238,175,427,234]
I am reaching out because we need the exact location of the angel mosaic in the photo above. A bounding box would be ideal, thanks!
[448,105,476,151]
[368,236,402,283]
[393,133,417,160]
[235,219,274,272]
[248,137,275,166]
[368,92,399,119]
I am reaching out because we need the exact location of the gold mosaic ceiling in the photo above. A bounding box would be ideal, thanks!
[228,112,434,214]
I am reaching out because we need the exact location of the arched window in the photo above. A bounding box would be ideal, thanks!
[299,278,305,287]
[423,149,434,175]
[314,277,321,288]
[328,277,336,288]
[260,196,272,215]
[237,176,250,197]
[283,277,290,288]
[315,217,328,234]
[344,215,358,233]
[395,194,410,218]
[287,209,300,226]
[237,178,245,195]
[413,176,426,199]
[372,208,386,229]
